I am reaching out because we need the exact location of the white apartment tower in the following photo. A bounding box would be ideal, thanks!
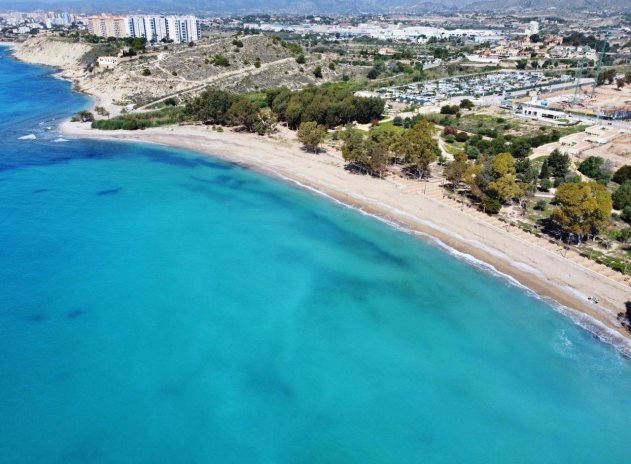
[127,15,200,44]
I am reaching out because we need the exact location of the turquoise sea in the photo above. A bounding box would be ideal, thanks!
[0,45,630,463]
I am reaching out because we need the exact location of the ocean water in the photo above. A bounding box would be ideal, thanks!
[1,45,630,464]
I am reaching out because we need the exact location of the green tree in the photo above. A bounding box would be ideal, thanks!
[551,181,612,238]
[313,66,323,78]
[185,90,235,125]
[539,158,550,179]
[394,120,440,177]
[440,105,459,115]
[612,181,631,210]
[482,196,501,214]
[613,165,631,184]
[578,156,612,184]
[341,129,389,177]
[459,99,474,110]
[363,138,389,177]
[254,108,277,136]
[510,138,532,158]
[445,152,468,188]
[548,149,570,178]
[488,174,523,203]
[341,128,366,166]
[491,152,516,178]
[297,121,327,153]
[227,99,260,132]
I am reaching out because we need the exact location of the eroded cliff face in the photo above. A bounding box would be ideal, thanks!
[13,35,92,77]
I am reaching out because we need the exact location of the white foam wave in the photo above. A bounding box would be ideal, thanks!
[18,134,36,140]
[53,137,69,143]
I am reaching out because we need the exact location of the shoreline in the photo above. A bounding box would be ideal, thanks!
[59,121,631,356]
[7,42,630,354]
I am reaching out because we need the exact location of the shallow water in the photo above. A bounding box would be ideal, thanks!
[1,46,630,464]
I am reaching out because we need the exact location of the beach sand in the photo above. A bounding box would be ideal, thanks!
[60,121,631,352]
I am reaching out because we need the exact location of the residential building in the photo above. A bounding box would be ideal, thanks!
[87,15,127,38]
[86,14,200,43]
[127,15,200,43]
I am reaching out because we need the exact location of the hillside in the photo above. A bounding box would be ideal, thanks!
[14,34,365,114]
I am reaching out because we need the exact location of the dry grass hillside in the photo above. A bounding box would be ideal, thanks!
[16,33,368,112]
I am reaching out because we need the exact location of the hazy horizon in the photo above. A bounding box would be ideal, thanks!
[1,0,629,15]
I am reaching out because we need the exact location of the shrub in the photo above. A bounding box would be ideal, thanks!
[444,134,455,143]
[613,165,631,185]
[539,178,552,191]
[621,206,631,224]
[71,110,95,123]
[440,105,460,115]
[613,181,631,210]
[141,68,151,76]
[313,66,323,78]
[91,107,185,131]
[465,144,480,160]
[367,68,379,79]
[482,196,501,214]
[578,156,612,184]
[455,131,469,142]
[212,55,230,67]
[534,199,548,211]
[459,99,474,110]
[296,54,306,64]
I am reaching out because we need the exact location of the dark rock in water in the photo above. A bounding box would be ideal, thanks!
[96,187,122,196]
[31,188,49,194]
[66,309,86,319]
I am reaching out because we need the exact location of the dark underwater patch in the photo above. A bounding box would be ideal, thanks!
[96,187,122,196]
[66,309,86,320]
[23,313,47,323]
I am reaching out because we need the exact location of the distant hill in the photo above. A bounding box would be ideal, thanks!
[0,0,628,14]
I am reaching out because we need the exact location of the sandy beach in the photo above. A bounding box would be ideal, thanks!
[59,120,631,353]
[13,14,630,352]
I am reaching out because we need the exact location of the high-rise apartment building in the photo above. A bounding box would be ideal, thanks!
[127,15,201,43]
[87,15,128,38]
[86,14,200,43]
